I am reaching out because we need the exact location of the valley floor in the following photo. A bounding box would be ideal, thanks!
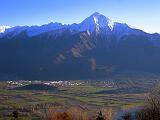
[0,76,159,120]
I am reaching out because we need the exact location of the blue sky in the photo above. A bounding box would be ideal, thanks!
[0,0,159,33]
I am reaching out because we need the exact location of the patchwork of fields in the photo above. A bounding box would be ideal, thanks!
[0,76,159,119]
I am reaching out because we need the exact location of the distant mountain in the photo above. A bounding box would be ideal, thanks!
[0,12,160,80]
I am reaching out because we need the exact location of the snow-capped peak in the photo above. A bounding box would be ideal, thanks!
[0,26,11,33]
[90,12,111,25]
[77,12,114,32]
[91,12,114,30]
[0,12,136,38]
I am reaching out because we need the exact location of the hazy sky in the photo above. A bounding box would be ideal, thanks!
[0,0,159,33]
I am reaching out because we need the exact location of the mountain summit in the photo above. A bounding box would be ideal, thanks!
[79,12,114,31]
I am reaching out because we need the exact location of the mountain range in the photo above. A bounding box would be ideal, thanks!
[0,12,160,80]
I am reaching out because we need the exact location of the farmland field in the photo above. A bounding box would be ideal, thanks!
[0,75,159,119]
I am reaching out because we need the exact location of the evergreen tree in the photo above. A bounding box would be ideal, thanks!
[11,111,19,120]
[96,111,105,120]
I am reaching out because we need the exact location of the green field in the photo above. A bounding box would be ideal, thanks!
[0,77,159,119]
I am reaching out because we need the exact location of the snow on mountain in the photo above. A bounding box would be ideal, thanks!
[0,26,11,33]
[112,22,148,39]
[3,22,66,37]
[0,12,117,37]
[70,12,114,33]
[0,12,153,38]
[26,22,66,36]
